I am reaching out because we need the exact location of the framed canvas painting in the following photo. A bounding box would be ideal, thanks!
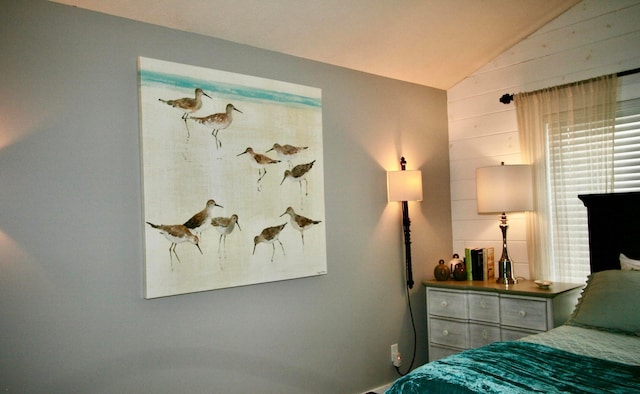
[138,57,326,299]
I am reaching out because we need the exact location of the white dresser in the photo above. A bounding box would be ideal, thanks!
[424,280,583,362]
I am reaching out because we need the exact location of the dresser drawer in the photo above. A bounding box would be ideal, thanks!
[468,292,499,323]
[501,327,538,341]
[428,289,468,319]
[500,297,548,331]
[429,318,469,349]
[429,345,459,362]
[469,323,501,347]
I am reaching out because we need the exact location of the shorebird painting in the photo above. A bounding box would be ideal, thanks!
[139,57,326,297]
[280,207,322,246]
[237,147,281,191]
[211,214,241,262]
[158,88,211,138]
[266,143,308,168]
[253,223,287,262]
[145,222,203,270]
[183,199,223,238]
[280,160,316,196]
[189,103,242,148]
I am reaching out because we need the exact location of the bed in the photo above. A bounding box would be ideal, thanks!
[386,192,640,394]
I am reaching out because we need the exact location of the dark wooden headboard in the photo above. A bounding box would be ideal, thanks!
[579,192,640,272]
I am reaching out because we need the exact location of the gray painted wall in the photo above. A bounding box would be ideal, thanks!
[0,1,452,392]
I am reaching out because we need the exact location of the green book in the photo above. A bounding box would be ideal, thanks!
[465,248,472,281]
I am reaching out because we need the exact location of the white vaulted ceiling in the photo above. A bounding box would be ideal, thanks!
[50,0,579,90]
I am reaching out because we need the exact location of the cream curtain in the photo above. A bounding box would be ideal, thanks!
[514,75,617,282]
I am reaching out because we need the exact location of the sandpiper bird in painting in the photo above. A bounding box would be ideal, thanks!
[280,206,322,246]
[158,88,211,137]
[237,147,281,191]
[183,199,223,237]
[280,160,316,196]
[189,103,242,148]
[266,143,308,168]
[211,214,241,252]
[253,223,287,262]
[145,222,203,270]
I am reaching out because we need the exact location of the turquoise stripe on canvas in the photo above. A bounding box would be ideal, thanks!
[139,70,321,108]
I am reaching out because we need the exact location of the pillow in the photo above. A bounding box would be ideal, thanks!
[566,270,640,336]
[620,253,640,271]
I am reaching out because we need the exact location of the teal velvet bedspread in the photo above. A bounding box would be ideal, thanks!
[385,341,640,394]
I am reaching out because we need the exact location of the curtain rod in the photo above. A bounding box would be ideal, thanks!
[499,67,640,104]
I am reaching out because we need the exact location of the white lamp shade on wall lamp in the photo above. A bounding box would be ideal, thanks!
[476,163,533,285]
[387,170,423,202]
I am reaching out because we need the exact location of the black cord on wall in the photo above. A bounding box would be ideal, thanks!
[394,284,417,376]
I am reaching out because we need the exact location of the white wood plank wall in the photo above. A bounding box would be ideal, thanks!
[446,0,640,279]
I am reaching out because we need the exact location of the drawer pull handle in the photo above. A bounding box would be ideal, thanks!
[480,300,487,308]
[519,310,526,317]
[442,329,449,336]
[441,301,448,308]
[482,330,488,339]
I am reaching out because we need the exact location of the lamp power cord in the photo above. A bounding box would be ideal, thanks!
[394,283,417,376]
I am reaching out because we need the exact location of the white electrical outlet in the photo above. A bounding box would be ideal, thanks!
[390,343,401,367]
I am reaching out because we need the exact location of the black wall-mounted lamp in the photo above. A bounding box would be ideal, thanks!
[387,157,423,289]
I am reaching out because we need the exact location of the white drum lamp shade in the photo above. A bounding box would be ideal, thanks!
[476,164,533,213]
[387,170,423,202]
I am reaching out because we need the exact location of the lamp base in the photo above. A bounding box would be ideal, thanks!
[496,258,517,284]
[496,275,517,285]
[496,213,517,285]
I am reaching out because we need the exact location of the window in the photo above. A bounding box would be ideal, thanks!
[546,89,640,283]
[614,98,640,191]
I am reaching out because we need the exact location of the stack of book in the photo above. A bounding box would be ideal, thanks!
[464,247,495,281]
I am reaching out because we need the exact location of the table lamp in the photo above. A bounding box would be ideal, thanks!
[476,162,533,284]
